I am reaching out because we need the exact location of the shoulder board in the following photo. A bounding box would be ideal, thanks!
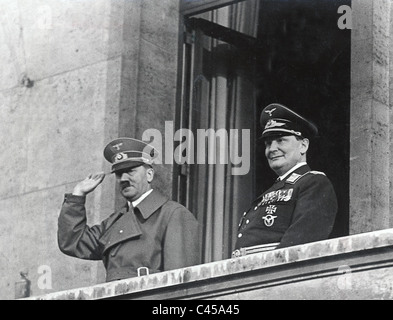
[286,171,326,184]
[309,170,326,176]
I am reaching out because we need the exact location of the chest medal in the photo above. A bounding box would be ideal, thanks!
[262,205,278,227]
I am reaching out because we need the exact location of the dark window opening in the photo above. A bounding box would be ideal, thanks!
[255,0,351,238]
[178,0,351,262]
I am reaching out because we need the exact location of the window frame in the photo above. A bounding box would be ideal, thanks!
[180,0,247,16]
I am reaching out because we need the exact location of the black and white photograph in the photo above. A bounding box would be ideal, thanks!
[1,0,392,303]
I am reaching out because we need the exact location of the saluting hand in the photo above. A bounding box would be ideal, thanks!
[72,172,106,196]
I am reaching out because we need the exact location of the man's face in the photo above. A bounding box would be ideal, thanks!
[115,165,154,201]
[264,135,309,176]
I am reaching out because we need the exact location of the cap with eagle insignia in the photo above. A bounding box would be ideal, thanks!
[260,103,318,139]
[103,138,159,173]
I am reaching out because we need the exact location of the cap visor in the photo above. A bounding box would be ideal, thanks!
[111,161,145,173]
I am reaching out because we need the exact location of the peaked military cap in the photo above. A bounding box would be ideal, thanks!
[103,138,158,173]
[260,103,318,139]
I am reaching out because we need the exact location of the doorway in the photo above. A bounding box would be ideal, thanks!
[177,0,351,262]
[255,0,351,238]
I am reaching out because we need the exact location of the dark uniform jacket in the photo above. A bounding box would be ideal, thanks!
[58,189,200,282]
[235,164,337,250]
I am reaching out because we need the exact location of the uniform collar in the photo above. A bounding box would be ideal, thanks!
[268,163,310,191]
[280,163,310,183]
[130,189,153,208]
[278,162,308,181]
[133,189,168,220]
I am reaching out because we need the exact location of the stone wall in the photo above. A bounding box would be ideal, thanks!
[350,0,393,233]
[0,0,180,300]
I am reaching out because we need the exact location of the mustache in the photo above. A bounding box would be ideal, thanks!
[120,181,131,189]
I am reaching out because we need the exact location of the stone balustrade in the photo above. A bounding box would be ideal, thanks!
[26,228,393,300]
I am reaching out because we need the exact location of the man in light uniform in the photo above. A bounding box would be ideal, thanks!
[58,138,200,281]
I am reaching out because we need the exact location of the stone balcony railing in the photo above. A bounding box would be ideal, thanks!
[26,229,393,300]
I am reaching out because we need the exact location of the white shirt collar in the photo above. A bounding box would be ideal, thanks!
[128,189,154,208]
[279,162,307,181]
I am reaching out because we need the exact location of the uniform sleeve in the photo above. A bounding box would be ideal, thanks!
[277,175,338,249]
[57,193,105,260]
[162,206,201,270]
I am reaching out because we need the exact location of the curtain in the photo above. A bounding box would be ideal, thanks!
[188,0,260,262]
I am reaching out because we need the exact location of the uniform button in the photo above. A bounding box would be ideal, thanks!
[238,233,243,238]
[246,220,250,224]
[119,230,123,234]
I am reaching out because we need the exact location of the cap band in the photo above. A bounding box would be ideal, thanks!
[262,128,302,137]
[111,160,146,173]
[112,150,154,164]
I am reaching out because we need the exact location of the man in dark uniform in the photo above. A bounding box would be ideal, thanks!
[58,138,200,282]
[234,103,337,255]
